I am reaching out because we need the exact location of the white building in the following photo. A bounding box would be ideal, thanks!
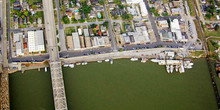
[72,32,81,50]
[128,26,150,43]
[14,32,24,56]
[78,28,82,35]
[84,29,89,37]
[126,0,148,17]
[28,30,45,53]
[171,19,187,42]
[92,37,106,47]
[158,20,169,28]
[139,2,148,17]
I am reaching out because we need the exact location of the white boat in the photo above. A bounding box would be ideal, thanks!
[175,65,179,72]
[141,58,146,63]
[45,67,47,72]
[76,63,81,65]
[151,59,159,63]
[64,64,69,67]
[69,64,75,68]
[170,65,174,73]
[166,65,170,73]
[105,59,110,62]
[130,58,138,61]
[110,59,113,64]
[82,62,88,65]
[179,64,185,73]
[97,60,102,63]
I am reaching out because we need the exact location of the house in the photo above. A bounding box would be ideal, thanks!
[101,25,107,32]
[81,12,87,19]
[127,5,138,16]
[164,4,171,15]
[108,3,116,10]
[65,10,73,20]
[158,20,169,29]
[125,24,132,32]
[155,1,164,14]
[88,10,96,19]
[87,0,91,5]
[122,33,131,43]
[172,0,180,6]
[78,28,82,35]
[93,6,104,12]
[91,36,106,47]
[139,2,148,17]
[114,24,121,33]
[171,8,182,15]
[22,2,29,10]
[35,2,42,9]
[89,29,94,36]
[13,1,20,7]
[111,8,121,16]
[84,29,90,37]
[63,0,69,7]
[91,0,99,5]
[200,0,206,4]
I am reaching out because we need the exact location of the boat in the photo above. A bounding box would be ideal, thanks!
[151,59,159,63]
[179,64,185,73]
[64,64,69,67]
[170,65,174,73]
[69,64,75,68]
[45,67,47,72]
[175,65,179,72]
[97,60,102,63]
[166,65,170,73]
[76,63,81,65]
[105,59,110,62]
[141,58,148,63]
[130,58,138,61]
[82,62,88,65]
[110,59,113,64]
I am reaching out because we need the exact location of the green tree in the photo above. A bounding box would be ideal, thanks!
[114,0,121,5]
[29,15,33,23]
[62,15,70,24]
[205,13,212,19]
[17,11,23,17]
[90,24,97,28]
[99,0,104,5]
[119,5,124,9]
[32,5,37,10]
[24,11,29,17]
[103,21,109,27]
[215,24,219,31]
[121,14,133,20]
[81,4,92,15]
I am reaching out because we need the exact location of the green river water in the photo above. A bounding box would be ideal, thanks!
[9,58,218,110]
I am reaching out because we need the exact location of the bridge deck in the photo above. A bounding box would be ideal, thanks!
[42,0,68,109]
[0,68,9,110]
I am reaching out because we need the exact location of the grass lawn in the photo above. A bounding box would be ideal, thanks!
[65,27,75,36]
[186,0,196,16]
[205,30,220,37]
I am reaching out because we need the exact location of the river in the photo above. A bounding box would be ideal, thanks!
[9,58,217,110]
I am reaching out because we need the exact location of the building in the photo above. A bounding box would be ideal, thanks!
[14,32,24,56]
[78,28,82,35]
[28,30,45,53]
[171,19,187,42]
[66,36,74,49]
[85,37,92,48]
[160,30,173,41]
[84,29,90,37]
[139,2,148,17]
[91,36,106,47]
[72,32,81,50]
[80,36,85,48]
[127,26,150,43]
[171,8,182,15]
[158,20,169,29]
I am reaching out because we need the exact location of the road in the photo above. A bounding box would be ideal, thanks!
[7,0,12,63]
[143,0,161,42]
[64,21,105,27]
[10,27,44,32]
[55,0,67,51]
[103,1,118,51]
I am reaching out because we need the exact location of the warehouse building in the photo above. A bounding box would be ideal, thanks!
[28,30,45,53]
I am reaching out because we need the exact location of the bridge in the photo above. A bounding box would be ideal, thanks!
[0,0,10,109]
[42,0,68,109]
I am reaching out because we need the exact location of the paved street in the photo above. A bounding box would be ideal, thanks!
[143,0,161,42]
[103,1,118,51]
[64,21,105,27]
[10,27,44,32]
[55,0,67,51]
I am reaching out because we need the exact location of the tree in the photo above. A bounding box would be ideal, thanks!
[99,0,104,5]
[24,11,29,17]
[81,4,92,15]
[29,15,33,23]
[103,21,109,27]
[32,5,37,10]
[205,13,212,19]
[121,14,133,20]
[17,11,23,17]
[90,24,97,28]
[114,0,121,5]
[119,5,124,9]
[62,15,70,24]
[215,24,219,31]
